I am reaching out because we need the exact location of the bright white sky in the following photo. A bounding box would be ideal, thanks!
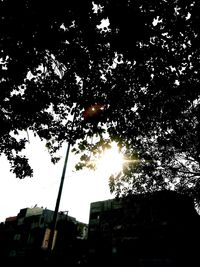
[0,132,115,224]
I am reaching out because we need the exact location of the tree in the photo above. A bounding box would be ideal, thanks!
[1,0,200,201]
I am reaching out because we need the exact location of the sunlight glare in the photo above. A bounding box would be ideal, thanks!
[96,142,124,176]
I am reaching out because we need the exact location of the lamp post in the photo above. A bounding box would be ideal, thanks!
[47,103,103,256]
[47,107,77,255]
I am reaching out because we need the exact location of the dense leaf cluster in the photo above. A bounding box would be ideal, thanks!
[1,0,200,200]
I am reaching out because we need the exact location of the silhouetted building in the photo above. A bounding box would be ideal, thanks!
[0,207,88,264]
[88,190,200,266]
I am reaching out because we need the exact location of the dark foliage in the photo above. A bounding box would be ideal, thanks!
[1,0,200,200]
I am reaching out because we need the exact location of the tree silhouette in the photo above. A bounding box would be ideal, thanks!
[1,0,200,200]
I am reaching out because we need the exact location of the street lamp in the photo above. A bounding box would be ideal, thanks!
[47,107,77,254]
[47,103,104,255]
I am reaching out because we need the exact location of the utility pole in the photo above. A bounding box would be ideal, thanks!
[47,106,77,255]
[46,103,101,257]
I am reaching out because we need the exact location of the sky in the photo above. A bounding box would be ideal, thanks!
[0,132,115,224]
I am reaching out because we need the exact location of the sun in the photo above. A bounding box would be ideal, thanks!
[95,142,124,177]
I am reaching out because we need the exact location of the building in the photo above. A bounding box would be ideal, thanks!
[0,207,88,264]
[88,190,200,266]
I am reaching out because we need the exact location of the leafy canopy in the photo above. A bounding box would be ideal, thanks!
[1,0,200,200]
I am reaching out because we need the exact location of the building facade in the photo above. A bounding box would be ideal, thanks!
[0,207,88,264]
[88,190,200,266]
